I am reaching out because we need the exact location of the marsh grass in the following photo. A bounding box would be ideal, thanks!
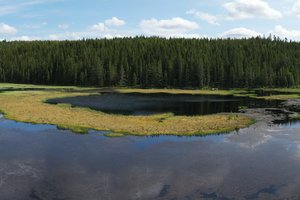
[57,124,90,134]
[104,133,126,137]
[261,88,300,93]
[116,88,300,101]
[0,83,94,91]
[116,88,248,96]
[291,113,300,120]
[1,83,299,100]
[0,90,254,136]
[255,94,300,100]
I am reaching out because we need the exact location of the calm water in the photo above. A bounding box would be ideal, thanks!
[1,115,300,199]
[48,93,282,116]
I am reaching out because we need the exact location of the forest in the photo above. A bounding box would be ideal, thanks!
[0,37,299,88]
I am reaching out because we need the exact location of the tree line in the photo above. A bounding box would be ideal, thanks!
[0,37,299,88]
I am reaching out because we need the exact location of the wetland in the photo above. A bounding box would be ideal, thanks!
[0,84,299,199]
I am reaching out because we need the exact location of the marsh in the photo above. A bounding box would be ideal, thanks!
[0,85,299,200]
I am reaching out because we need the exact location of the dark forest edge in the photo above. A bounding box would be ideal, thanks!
[0,36,299,88]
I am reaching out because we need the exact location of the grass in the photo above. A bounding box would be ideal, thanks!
[0,83,94,91]
[116,88,249,96]
[255,94,300,100]
[260,88,300,93]
[104,133,126,137]
[116,88,300,100]
[250,88,300,100]
[1,83,299,100]
[1,83,298,136]
[0,89,254,136]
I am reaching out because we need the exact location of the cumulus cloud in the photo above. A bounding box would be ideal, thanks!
[292,0,300,17]
[224,0,282,20]
[104,17,125,27]
[220,27,262,38]
[139,17,199,37]
[90,17,125,33]
[48,30,131,40]
[187,10,220,25]
[90,22,109,32]
[269,25,300,40]
[0,23,17,35]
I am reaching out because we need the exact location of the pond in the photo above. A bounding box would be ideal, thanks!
[1,116,300,199]
[47,93,282,116]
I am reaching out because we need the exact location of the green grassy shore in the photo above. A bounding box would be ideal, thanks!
[0,83,257,136]
[0,83,298,136]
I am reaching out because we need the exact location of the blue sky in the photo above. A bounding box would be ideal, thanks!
[0,0,300,40]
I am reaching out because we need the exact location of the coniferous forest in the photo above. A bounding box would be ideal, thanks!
[0,37,299,88]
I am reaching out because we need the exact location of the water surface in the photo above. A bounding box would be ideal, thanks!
[1,116,300,199]
[48,93,282,116]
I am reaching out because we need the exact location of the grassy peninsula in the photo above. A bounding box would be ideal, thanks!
[0,84,255,136]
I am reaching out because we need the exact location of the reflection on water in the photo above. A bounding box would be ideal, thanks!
[0,117,300,199]
[277,120,300,129]
[48,93,282,116]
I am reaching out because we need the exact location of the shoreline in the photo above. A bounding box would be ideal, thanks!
[0,90,254,137]
[0,83,298,137]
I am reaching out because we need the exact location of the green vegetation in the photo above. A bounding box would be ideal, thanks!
[256,94,300,100]
[0,83,94,91]
[104,133,126,137]
[0,37,299,88]
[116,88,248,96]
[0,83,298,136]
[260,88,300,93]
[0,88,254,136]
[116,88,300,100]
[0,83,299,100]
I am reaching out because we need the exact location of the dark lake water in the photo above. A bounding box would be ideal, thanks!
[47,93,282,116]
[1,115,300,199]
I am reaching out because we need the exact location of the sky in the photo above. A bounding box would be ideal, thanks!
[0,0,300,41]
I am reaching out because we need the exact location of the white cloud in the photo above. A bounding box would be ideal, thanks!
[292,0,300,17]
[187,10,219,25]
[220,27,262,38]
[48,32,89,40]
[48,29,131,40]
[49,18,130,41]
[224,0,282,20]
[104,17,125,27]
[0,23,17,35]
[169,33,205,38]
[269,25,300,40]
[90,17,125,33]
[0,0,63,16]
[140,17,199,37]
[90,22,109,32]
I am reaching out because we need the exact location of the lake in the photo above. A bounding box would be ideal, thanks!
[1,115,300,199]
[47,92,282,116]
